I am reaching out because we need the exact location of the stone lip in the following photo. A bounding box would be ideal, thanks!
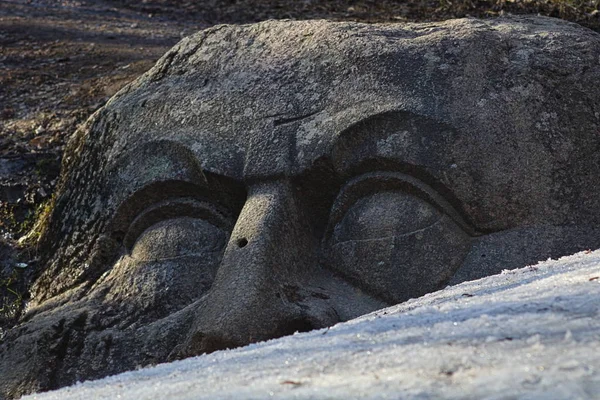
[28,249,600,400]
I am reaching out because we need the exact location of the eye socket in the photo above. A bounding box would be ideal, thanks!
[324,172,473,304]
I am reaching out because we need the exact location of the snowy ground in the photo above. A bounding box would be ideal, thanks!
[26,251,600,399]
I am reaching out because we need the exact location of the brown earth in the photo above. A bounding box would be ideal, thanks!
[0,0,598,330]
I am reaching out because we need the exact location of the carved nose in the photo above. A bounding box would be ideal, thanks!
[176,180,337,358]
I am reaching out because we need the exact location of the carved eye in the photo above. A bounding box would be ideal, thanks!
[123,198,233,254]
[102,198,232,322]
[325,172,473,304]
[131,217,226,261]
[332,191,441,243]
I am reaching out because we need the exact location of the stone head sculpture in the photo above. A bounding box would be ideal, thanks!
[2,16,600,398]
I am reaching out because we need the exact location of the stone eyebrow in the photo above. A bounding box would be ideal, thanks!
[330,110,458,177]
[111,139,208,194]
[107,141,246,242]
[105,140,209,236]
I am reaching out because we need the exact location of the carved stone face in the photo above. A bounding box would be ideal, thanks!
[2,17,600,398]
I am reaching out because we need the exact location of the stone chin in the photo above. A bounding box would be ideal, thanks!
[2,16,600,399]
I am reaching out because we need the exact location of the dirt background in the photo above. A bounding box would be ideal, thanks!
[0,0,598,327]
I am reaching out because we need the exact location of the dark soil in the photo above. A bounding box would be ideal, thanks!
[0,0,598,331]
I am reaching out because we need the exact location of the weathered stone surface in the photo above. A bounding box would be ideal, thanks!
[25,250,600,400]
[1,15,600,398]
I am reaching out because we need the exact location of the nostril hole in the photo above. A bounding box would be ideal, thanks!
[237,238,248,248]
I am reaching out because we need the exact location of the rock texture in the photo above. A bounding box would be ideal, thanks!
[25,249,600,400]
[1,16,600,399]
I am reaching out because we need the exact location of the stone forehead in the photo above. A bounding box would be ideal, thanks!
[104,17,600,162]
[96,16,600,230]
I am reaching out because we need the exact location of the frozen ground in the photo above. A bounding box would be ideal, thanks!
[26,250,600,399]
